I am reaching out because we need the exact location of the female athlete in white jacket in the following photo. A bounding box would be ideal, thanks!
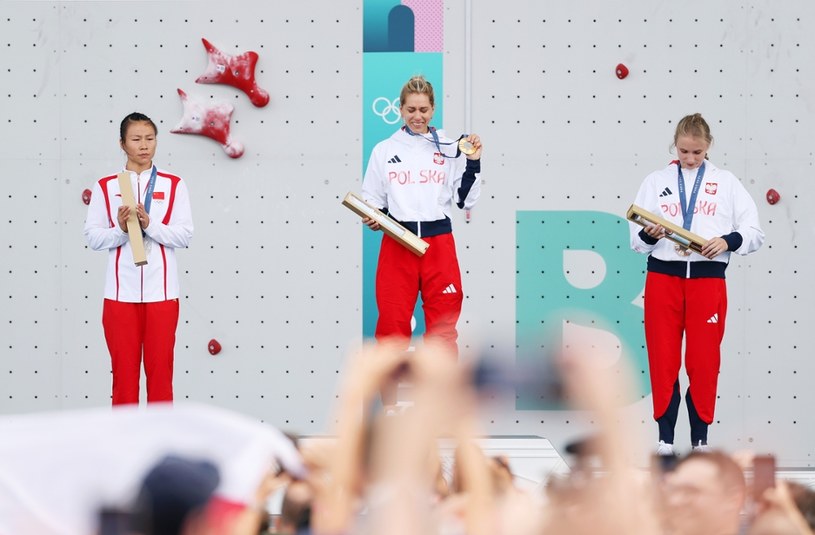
[85,112,193,405]
[630,113,764,454]
[362,76,482,407]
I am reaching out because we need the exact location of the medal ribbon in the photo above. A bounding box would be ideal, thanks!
[142,165,158,214]
[403,125,463,158]
[140,165,158,237]
[677,161,705,231]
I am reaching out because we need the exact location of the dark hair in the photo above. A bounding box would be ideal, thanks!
[280,481,313,531]
[131,455,220,535]
[788,481,815,531]
[120,112,158,142]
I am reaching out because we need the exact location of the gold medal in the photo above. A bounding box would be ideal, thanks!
[458,138,476,155]
[674,244,691,257]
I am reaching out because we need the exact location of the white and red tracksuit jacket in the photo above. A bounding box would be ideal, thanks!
[629,160,764,277]
[362,127,481,235]
[84,166,193,302]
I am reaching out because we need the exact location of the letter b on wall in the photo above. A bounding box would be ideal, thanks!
[515,211,649,409]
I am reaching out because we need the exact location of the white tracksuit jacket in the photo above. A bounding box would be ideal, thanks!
[362,127,481,237]
[629,160,764,278]
[84,166,193,302]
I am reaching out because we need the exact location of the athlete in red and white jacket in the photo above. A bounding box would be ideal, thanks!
[85,167,193,302]
[629,114,764,455]
[361,76,481,408]
[84,113,193,405]
[363,126,481,234]
[630,160,763,276]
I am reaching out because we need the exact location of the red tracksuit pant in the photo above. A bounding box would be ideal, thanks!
[102,298,179,405]
[374,233,464,354]
[644,272,727,424]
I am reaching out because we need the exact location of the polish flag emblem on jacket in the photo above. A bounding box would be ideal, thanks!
[705,182,718,195]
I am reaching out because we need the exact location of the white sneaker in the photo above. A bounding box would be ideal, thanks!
[656,440,674,456]
[692,441,711,452]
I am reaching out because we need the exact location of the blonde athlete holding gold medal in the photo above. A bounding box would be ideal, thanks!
[630,114,764,454]
[362,75,482,409]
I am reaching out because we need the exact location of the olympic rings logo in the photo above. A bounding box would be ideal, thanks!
[371,97,402,125]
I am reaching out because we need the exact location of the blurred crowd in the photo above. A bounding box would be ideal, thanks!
[1,340,813,535]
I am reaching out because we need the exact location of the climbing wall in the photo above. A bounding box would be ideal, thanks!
[0,0,812,466]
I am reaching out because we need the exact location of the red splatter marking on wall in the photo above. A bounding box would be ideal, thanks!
[170,88,245,158]
[195,38,270,107]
